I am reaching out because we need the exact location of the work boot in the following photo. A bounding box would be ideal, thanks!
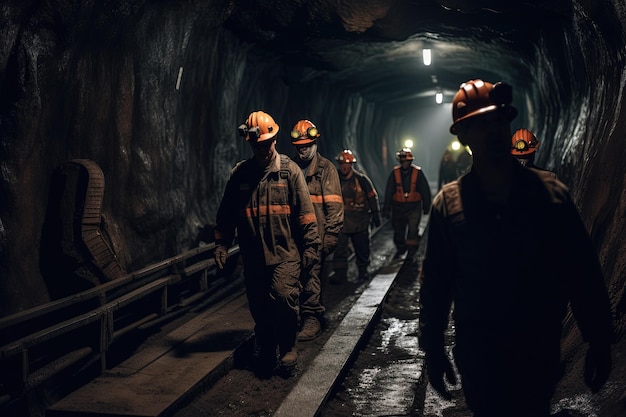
[358,269,369,281]
[297,315,322,341]
[276,346,298,379]
[280,347,298,367]
[406,248,419,264]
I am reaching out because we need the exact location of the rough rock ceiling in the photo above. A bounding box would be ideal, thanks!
[225,0,571,110]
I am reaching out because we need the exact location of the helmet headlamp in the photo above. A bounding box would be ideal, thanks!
[489,82,513,106]
[511,128,539,155]
[396,147,414,161]
[290,126,319,140]
[513,139,529,152]
[238,125,262,141]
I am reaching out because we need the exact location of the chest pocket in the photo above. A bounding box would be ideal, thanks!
[268,157,291,213]
[307,171,323,197]
[343,176,366,209]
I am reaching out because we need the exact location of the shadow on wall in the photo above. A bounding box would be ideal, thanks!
[39,159,127,300]
[194,223,215,248]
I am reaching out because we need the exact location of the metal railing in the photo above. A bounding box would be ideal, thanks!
[0,222,388,411]
[0,243,241,408]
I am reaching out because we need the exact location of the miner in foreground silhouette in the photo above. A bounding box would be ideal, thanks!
[419,79,613,417]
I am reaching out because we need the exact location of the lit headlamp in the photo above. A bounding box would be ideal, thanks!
[290,127,319,140]
[512,137,538,153]
[513,139,529,152]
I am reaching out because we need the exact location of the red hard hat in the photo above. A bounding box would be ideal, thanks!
[450,79,517,134]
[238,111,280,142]
[511,128,539,156]
[396,148,414,161]
[336,149,356,164]
[290,120,320,145]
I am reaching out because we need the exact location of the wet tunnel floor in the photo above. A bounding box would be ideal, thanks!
[317,223,607,417]
[319,253,427,417]
[169,221,607,417]
[319,226,607,417]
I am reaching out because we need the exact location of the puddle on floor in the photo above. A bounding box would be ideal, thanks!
[351,318,423,417]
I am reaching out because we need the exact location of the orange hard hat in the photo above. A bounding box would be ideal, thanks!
[238,111,280,142]
[290,120,320,145]
[336,149,356,164]
[450,79,518,134]
[396,147,414,161]
[511,128,539,156]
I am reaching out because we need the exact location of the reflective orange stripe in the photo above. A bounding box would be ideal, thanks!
[267,205,291,215]
[324,194,344,203]
[405,239,419,246]
[310,194,343,204]
[241,205,292,217]
[299,213,317,224]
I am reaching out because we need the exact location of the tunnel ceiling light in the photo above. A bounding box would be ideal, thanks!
[435,91,443,104]
[422,49,432,66]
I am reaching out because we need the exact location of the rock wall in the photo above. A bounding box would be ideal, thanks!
[0,0,625,412]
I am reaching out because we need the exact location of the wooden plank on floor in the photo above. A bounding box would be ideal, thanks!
[46,293,254,417]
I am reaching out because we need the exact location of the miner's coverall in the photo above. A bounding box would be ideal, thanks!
[335,169,380,280]
[419,162,613,416]
[299,152,344,316]
[214,154,320,358]
[382,164,432,256]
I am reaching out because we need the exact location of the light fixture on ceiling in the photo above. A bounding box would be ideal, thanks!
[422,49,432,66]
[435,90,443,104]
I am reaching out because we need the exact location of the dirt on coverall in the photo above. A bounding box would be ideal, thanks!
[215,153,320,360]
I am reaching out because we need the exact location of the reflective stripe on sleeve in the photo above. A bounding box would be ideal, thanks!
[310,194,343,204]
[241,205,292,217]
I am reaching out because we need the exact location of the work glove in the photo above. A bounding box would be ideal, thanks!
[584,342,611,393]
[322,235,338,256]
[214,245,228,270]
[371,212,381,228]
[425,350,457,400]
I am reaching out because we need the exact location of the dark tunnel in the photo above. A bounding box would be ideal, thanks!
[1,0,625,415]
